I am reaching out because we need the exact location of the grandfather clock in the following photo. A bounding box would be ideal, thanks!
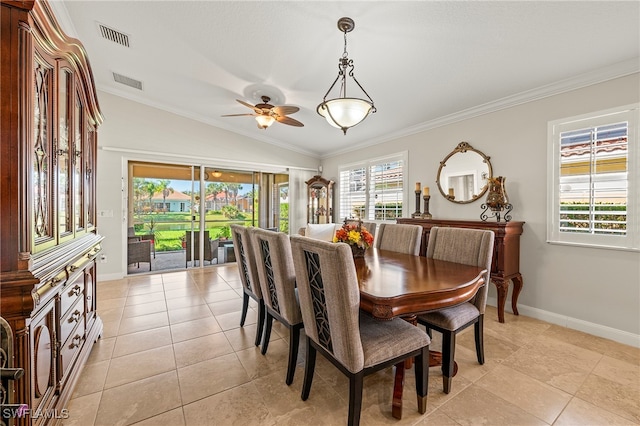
[306,175,334,224]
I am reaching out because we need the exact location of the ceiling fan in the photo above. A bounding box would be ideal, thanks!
[222,96,304,129]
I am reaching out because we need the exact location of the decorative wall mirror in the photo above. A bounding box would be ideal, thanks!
[436,142,492,204]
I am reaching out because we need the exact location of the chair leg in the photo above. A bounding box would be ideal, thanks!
[414,346,428,414]
[475,315,485,365]
[261,313,273,355]
[301,339,316,401]
[425,327,432,339]
[254,300,265,347]
[240,293,250,327]
[286,324,302,385]
[348,371,364,426]
[442,331,456,394]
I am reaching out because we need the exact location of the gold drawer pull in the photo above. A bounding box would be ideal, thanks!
[68,310,81,323]
[69,334,84,349]
[69,285,82,297]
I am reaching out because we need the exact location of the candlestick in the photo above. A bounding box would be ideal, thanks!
[415,182,421,192]
[411,190,422,218]
[421,195,432,219]
[423,186,430,196]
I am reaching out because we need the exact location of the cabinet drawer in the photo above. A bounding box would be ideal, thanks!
[60,279,84,317]
[59,319,85,379]
[60,296,84,344]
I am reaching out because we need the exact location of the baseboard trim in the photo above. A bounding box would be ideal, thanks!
[98,272,125,282]
[487,297,640,348]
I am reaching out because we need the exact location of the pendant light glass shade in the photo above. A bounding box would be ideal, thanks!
[317,98,373,130]
[255,115,275,129]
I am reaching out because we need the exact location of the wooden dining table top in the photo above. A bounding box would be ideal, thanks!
[355,248,487,320]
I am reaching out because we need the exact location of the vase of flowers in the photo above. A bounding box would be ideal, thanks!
[333,220,374,258]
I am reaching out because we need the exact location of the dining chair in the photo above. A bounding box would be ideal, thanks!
[230,225,265,347]
[251,228,303,386]
[374,223,422,255]
[416,226,495,394]
[290,235,430,426]
[127,239,152,271]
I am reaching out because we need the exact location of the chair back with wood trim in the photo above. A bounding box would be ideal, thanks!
[230,225,262,300]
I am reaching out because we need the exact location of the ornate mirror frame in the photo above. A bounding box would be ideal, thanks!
[436,142,493,204]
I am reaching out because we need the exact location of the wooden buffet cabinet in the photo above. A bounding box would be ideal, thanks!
[1,1,103,424]
[397,218,524,323]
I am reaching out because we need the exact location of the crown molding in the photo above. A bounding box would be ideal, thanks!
[321,59,640,159]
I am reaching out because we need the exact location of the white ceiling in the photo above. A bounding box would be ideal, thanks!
[53,1,639,158]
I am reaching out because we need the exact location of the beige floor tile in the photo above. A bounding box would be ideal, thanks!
[483,312,552,348]
[502,334,602,394]
[125,291,166,306]
[101,318,120,339]
[177,353,250,404]
[224,323,262,352]
[215,309,257,331]
[162,280,197,292]
[195,281,234,293]
[170,316,222,343]
[208,299,243,316]
[86,337,116,365]
[235,338,291,381]
[475,364,571,424]
[112,326,172,358]
[129,407,185,426]
[98,285,129,301]
[127,283,164,296]
[165,295,206,310]
[416,411,462,425]
[95,371,181,426]
[440,385,547,425]
[164,286,203,300]
[575,373,640,422]
[118,311,169,335]
[183,382,274,426]
[97,297,126,311]
[225,279,243,289]
[592,354,640,387]
[98,307,124,324]
[202,289,241,304]
[104,345,175,389]
[122,300,167,318]
[62,391,102,426]
[127,274,164,285]
[554,396,638,425]
[173,332,234,367]
[457,329,522,363]
[73,360,110,398]
[167,304,213,325]
[604,340,640,365]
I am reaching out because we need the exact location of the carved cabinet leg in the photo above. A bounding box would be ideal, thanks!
[511,274,523,316]
[492,279,509,323]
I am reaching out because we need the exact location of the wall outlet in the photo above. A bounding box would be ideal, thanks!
[99,254,107,263]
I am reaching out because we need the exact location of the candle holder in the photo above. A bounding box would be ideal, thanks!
[421,195,432,219]
[480,176,513,222]
[411,190,422,218]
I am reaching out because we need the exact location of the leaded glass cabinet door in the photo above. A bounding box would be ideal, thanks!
[305,175,334,224]
[57,65,74,244]
[33,49,56,251]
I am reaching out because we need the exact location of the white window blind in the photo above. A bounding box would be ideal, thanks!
[339,152,407,221]
[548,104,639,251]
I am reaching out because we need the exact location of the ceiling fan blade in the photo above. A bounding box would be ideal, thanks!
[276,116,304,127]
[272,105,299,116]
[221,113,256,117]
[236,99,261,113]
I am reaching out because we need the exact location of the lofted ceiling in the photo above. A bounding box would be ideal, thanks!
[52,1,639,158]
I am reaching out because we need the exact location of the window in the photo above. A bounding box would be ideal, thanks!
[547,104,639,251]
[339,152,407,221]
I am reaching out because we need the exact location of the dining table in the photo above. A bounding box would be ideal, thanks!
[354,248,487,419]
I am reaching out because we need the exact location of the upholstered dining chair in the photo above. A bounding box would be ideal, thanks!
[416,226,495,394]
[290,235,430,426]
[374,223,423,255]
[230,225,265,347]
[251,228,303,386]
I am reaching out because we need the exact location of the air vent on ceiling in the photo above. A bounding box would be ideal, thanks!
[97,23,130,47]
[112,72,143,91]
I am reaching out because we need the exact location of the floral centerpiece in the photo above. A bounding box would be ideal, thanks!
[333,221,374,258]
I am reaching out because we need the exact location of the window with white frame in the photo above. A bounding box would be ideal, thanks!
[339,152,407,221]
[547,104,639,251]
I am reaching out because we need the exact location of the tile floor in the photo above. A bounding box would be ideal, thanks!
[63,264,640,426]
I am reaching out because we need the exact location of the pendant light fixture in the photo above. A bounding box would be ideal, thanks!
[317,17,376,135]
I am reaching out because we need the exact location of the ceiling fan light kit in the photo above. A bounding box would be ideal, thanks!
[222,95,303,129]
[317,17,376,135]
